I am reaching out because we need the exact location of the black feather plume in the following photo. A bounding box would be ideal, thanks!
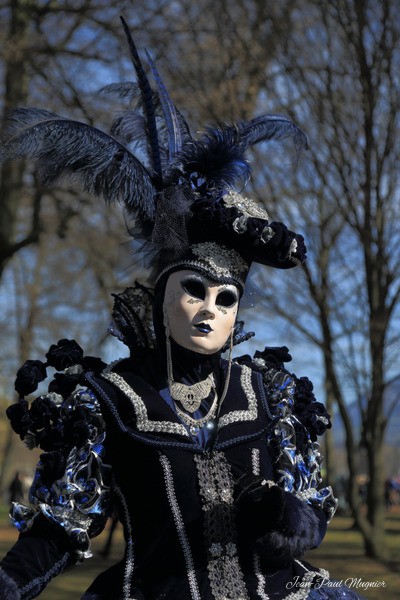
[236,114,308,152]
[119,16,163,184]
[100,80,191,181]
[98,81,143,101]
[0,107,156,222]
[175,115,307,192]
[177,125,250,192]
[145,49,183,161]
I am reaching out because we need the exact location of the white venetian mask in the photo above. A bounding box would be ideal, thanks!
[164,269,239,354]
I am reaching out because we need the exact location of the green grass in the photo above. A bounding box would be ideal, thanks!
[305,514,400,600]
[1,505,399,599]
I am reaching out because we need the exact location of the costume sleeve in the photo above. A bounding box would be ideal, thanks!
[263,366,338,520]
[235,349,338,566]
[0,387,112,600]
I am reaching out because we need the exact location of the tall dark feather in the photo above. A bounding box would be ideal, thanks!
[109,112,166,169]
[98,82,143,102]
[0,108,156,222]
[144,49,184,161]
[236,115,308,152]
[100,82,164,170]
[119,16,162,184]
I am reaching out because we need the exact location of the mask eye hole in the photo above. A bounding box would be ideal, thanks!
[181,277,205,300]
[216,290,238,308]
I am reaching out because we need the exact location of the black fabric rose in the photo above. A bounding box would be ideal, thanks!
[245,217,266,238]
[293,376,331,440]
[266,222,290,251]
[191,199,239,241]
[14,360,47,397]
[29,396,59,429]
[254,346,292,368]
[62,404,104,447]
[48,373,79,399]
[6,400,32,437]
[36,419,65,452]
[81,356,107,373]
[233,353,258,370]
[293,376,315,409]
[71,420,92,446]
[39,450,67,485]
[45,339,83,371]
[299,401,332,440]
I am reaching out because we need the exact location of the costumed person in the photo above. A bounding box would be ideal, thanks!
[7,472,24,508]
[0,17,365,600]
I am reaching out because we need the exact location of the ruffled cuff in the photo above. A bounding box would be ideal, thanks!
[295,485,338,522]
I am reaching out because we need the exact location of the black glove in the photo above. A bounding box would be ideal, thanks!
[0,515,74,599]
[235,474,286,538]
[235,474,327,566]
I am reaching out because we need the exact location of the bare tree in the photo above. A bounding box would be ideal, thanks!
[243,0,400,560]
[0,0,155,486]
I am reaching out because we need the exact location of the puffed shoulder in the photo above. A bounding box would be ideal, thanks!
[235,346,338,522]
[8,387,112,560]
[235,346,332,439]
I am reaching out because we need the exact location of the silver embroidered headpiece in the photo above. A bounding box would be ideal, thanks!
[156,242,249,292]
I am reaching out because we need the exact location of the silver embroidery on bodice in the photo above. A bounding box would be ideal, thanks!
[194,452,250,600]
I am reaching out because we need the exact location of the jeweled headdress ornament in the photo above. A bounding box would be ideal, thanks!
[0,17,307,292]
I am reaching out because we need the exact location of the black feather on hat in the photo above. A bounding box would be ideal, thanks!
[0,16,307,290]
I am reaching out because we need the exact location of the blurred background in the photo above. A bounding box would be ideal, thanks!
[0,0,399,597]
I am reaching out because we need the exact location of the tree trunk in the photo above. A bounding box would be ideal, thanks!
[0,0,32,276]
[364,439,388,559]
[323,379,335,487]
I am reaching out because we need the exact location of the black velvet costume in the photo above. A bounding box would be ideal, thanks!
[0,19,367,600]
[0,286,366,600]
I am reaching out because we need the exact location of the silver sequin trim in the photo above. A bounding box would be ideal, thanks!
[251,448,260,476]
[251,449,268,600]
[102,370,189,437]
[218,365,258,428]
[159,454,201,600]
[253,553,270,600]
[20,553,70,598]
[113,480,135,600]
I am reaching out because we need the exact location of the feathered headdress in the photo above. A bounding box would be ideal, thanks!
[0,16,307,290]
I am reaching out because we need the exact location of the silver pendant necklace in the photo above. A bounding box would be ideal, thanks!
[169,373,215,412]
[174,393,219,434]
[166,331,216,412]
